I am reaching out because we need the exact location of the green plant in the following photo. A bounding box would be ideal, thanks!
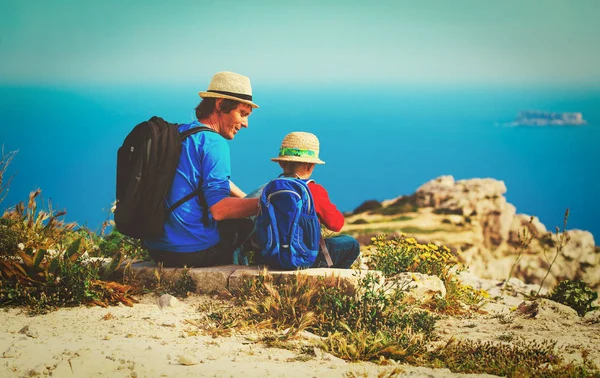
[0,218,19,257]
[1,190,78,257]
[537,209,571,295]
[97,229,148,261]
[400,226,447,234]
[218,270,439,362]
[0,149,17,205]
[0,238,137,315]
[371,195,418,216]
[0,189,136,314]
[420,338,599,377]
[548,280,598,316]
[165,267,196,298]
[353,200,382,214]
[366,234,487,314]
[503,217,534,294]
[366,234,457,278]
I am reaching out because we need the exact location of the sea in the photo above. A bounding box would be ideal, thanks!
[1,84,599,240]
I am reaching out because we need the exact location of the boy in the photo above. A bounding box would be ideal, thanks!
[267,131,360,269]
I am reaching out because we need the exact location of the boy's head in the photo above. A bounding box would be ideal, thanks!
[277,161,315,178]
[271,132,325,178]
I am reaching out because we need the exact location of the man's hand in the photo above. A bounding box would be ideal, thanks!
[210,197,259,221]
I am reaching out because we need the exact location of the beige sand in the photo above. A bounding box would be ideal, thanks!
[1,290,598,378]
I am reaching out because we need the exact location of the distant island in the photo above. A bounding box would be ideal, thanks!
[511,110,587,126]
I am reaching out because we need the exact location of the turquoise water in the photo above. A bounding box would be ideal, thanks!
[1,84,599,239]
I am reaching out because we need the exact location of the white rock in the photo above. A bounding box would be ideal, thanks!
[177,354,198,366]
[157,294,179,309]
[389,272,446,300]
[298,331,326,341]
[583,310,600,324]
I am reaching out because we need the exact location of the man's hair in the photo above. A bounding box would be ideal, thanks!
[195,98,241,119]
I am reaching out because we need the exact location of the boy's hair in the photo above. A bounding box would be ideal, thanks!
[279,161,315,173]
[195,98,241,119]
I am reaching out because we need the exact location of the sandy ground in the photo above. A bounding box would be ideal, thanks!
[1,285,599,378]
[0,295,497,378]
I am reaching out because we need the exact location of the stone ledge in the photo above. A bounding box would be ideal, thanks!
[124,261,380,294]
[228,267,379,295]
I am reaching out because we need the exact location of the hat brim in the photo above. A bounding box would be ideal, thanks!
[271,156,325,165]
[199,91,259,108]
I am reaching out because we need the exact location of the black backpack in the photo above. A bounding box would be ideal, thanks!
[114,116,215,239]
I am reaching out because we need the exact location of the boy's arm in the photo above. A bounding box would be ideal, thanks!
[308,183,345,232]
[229,180,246,198]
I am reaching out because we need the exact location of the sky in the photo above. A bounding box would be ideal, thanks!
[1,0,599,87]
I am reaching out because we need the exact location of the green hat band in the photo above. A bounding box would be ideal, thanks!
[278,147,317,158]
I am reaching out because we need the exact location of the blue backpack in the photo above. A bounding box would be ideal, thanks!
[254,177,321,269]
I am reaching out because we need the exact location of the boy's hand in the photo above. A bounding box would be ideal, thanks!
[229,180,247,198]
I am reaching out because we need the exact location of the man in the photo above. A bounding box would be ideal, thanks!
[144,71,259,267]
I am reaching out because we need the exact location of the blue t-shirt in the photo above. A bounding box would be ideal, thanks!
[144,121,231,252]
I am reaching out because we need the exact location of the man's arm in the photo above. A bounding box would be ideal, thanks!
[229,180,246,198]
[210,197,258,221]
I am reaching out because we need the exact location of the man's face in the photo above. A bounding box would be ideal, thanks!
[217,101,253,140]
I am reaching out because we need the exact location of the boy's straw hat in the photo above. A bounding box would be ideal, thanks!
[199,71,259,108]
[271,132,325,165]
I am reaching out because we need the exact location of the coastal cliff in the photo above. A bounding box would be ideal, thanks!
[344,175,599,293]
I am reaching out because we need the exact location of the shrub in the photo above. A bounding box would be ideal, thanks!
[0,149,17,205]
[97,229,148,261]
[226,271,439,362]
[353,200,382,214]
[421,338,599,378]
[548,280,598,316]
[0,189,136,314]
[366,234,458,278]
[365,234,487,314]
[0,218,19,257]
[372,195,418,216]
[0,239,137,315]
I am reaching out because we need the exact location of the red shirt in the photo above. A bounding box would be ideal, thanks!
[308,182,345,232]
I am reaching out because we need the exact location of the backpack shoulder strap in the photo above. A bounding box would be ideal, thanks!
[180,126,216,140]
[166,126,218,225]
[305,179,332,267]
[278,173,301,179]
[319,238,334,268]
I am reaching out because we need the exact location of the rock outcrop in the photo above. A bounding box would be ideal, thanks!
[416,176,599,291]
[347,175,600,293]
[415,176,516,249]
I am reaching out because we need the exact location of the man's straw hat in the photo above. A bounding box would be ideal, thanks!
[271,132,325,165]
[199,71,259,108]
